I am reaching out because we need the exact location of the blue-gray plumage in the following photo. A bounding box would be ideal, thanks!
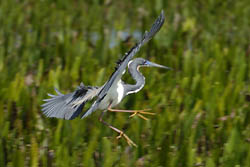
[81,10,166,118]
[41,10,170,146]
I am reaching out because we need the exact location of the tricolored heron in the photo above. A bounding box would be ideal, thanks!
[42,11,170,147]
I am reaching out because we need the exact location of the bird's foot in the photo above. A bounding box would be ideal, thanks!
[129,109,155,120]
[116,131,137,147]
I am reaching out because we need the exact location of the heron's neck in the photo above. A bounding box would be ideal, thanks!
[125,62,145,95]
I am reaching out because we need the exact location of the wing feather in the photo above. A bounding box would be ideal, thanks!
[41,84,100,120]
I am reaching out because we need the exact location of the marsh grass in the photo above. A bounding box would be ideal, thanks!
[0,0,250,166]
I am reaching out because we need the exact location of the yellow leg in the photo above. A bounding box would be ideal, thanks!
[99,112,137,147]
[108,108,156,120]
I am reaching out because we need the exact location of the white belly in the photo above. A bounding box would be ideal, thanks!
[98,80,124,110]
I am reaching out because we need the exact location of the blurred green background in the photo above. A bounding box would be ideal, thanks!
[0,0,250,166]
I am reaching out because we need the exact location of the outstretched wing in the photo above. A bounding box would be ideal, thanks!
[81,10,165,119]
[41,83,100,120]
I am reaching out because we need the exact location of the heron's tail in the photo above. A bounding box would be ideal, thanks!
[41,83,100,120]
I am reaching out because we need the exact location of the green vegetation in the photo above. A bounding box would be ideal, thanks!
[0,0,250,166]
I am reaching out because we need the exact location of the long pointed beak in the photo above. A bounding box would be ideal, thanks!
[146,61,172,70]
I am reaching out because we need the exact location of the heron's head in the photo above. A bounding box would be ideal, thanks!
[131,58,171,70]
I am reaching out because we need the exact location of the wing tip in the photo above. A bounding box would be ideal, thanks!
[142,10,165,43]
[160,10,165,19]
